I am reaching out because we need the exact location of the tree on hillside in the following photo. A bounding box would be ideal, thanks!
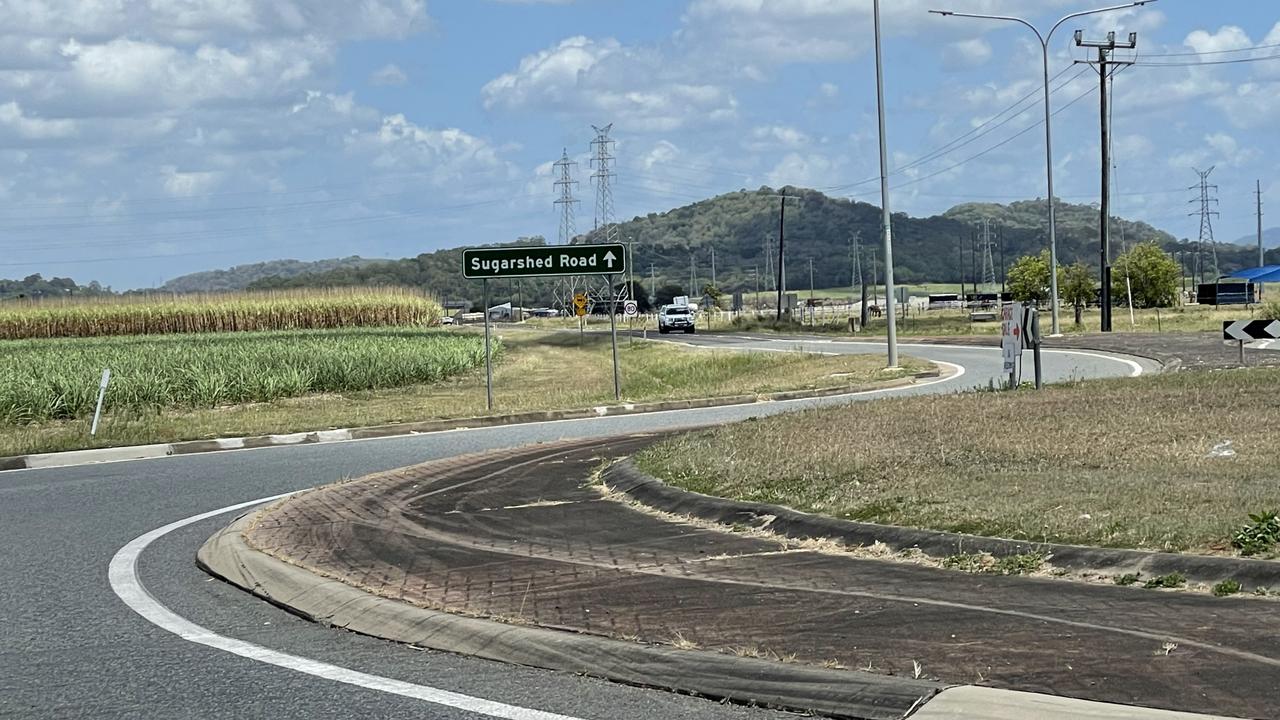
[1112,242,1180,308]
[1006,250,1062,306]
[1061,262,1095,325]
[616,280,652,312]
[654,283,685,306]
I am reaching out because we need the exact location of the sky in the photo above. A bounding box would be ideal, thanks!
[1,0,1278,289]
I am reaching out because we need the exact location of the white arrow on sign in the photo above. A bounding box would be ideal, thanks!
[1225,321,1251,341]
[603,250,616,268]
[1224,320,1280,341]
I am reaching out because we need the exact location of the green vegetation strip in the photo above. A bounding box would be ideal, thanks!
[0,328,929,457]
[635,368,1280,555]
[0,329,489,424]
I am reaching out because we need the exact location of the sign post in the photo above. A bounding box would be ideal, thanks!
[607,275,621,401]
[1022,305,1042,390]
[623,300,639,347]
[1001,302,1023,390]
[482,279,493,411]
[464,243,628,407]
[1223,319,1280,366]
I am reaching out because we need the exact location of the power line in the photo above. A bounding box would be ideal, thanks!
[1133,52,1280,67]
[823,64,1083,193]
[853,70,1110,197]
[1141,40,1280,58]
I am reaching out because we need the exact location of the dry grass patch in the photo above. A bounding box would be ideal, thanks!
[635,368,1280,554]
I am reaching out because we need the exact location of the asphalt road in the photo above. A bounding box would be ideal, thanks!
[0,336,1153,719]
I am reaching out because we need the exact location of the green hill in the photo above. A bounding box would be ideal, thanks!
[160,256,381,293]
[242,187,1273,306]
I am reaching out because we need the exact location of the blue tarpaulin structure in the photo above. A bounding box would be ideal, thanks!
[1223,265,1280,283]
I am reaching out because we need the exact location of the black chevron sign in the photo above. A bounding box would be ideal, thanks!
[1223,320,1280,341]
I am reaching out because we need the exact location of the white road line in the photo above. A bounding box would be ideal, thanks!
[1046,349,1144,378]
[11,359,967,475]
[107,496,586,720]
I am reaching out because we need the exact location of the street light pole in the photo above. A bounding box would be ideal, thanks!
[873,0,898,368]
[930,1,1157,337]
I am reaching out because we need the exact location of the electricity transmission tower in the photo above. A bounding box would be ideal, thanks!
[551,149,582,315]
[1190,166,1220,282]
[980,219,997,290]
[553,149,579,245]
[590,124,618,243]
[849,231,863,302]
[589,123,622,304]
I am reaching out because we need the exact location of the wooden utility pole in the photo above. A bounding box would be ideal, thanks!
[1076,29,1136,332]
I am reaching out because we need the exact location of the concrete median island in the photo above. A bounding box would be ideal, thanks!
[200,437,1275,719]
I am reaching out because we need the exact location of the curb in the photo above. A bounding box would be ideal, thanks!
[197,510,943,720]
[603,460,1280,591]
[0,371,938,472]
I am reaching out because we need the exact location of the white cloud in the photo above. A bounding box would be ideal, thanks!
[345,114,513,182]
[370,63,408,86]
[679,0,1082,64]
[160,165,223,196]
[943,38,991,68]
[481,36,737,131]
[748,125,810,150]
[52,36,330,116]
[1184,25,1253,55]
[0,0,428,44]
[0,100,76,140]
[766,152,843,189]
[1166,132,1259,170]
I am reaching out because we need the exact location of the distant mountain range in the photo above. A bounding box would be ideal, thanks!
[1233,227,1280,250]
[158,187,1278,302]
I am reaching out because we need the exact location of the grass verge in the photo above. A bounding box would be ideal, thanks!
[635,367,1280,556]
[0,327,929,457]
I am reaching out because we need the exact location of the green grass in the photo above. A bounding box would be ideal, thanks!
[0,327,930,457]
[0,328,490,425]
[635,367,1280,555]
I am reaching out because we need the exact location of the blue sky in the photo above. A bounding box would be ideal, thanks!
[1,0,1278,288]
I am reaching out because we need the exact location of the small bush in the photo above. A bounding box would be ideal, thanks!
[1143,572,1186,589]
[942,551,1044,576]
[1114,572,1142,586]
[1211,579,1242,597]
[1231,511,1280,556]
[992,552,1046,576]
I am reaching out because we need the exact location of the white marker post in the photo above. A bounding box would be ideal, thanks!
[90,368,111,436]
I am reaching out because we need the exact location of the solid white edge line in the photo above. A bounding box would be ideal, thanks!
[1044,349,1144,378]
[102,364,969,715]
[107,495,586,720]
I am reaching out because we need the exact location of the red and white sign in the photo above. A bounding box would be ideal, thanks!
[1001,302,1023,373]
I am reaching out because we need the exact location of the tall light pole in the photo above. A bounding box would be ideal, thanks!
[930,1,1157,337]
[873,0,898,368]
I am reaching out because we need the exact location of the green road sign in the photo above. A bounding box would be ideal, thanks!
[463,243,626,279]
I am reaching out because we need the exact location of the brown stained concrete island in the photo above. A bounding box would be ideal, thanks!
[242,435,1280,719]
